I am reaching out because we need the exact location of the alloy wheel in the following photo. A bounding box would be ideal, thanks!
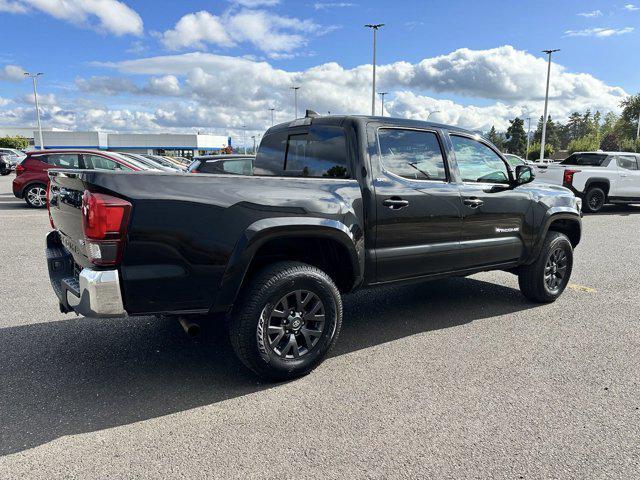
[588,191,604,211]
[544,247,568,293]
[262,290,326,359]
[27,186,47,207]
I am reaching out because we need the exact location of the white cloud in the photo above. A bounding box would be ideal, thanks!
[577,10,602,18]
[230,0,280,6]
[313,2,355,10]
[624,4,639,11]
[0,64,25,82]
[1,0,143,36]
[160,8,322,53]
[565,27,634,37]
[0,0,27,13]
[76,75,182,96]
[77,46,627,134]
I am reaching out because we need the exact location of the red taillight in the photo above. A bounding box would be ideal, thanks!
[81,191,132,266]
[563,169,580,187]
[15,164,25,176]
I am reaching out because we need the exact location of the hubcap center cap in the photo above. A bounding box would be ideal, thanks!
[286,313,303,331]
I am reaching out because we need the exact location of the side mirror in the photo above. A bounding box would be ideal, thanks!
[514,164,535,185]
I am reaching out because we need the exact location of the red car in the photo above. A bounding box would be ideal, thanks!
[13,149,148,208]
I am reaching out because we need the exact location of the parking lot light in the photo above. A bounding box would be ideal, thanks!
[24,72,44,150]
[365,24,384,116]
[540,49,560,161]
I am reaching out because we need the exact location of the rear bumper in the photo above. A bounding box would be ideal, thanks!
[46,231,127,318]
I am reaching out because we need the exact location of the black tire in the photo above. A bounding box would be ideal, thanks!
[24,183,48,209]
[229,261,342,381]
[0,169,10,176]
[583,187,606,213]
[518,231,573,303]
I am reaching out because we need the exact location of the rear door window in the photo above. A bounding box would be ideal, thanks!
[47,154,80,168]
[616,155,639,170]
[378,128,447,181]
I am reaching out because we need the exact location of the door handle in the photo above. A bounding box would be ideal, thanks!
[620,173,629,177]
[382,197,410,209]
[463,197,484,208]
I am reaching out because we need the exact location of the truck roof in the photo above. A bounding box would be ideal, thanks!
[572,151,639,156]
[265,114,477,137]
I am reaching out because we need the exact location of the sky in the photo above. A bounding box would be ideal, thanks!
[0,0,639,145]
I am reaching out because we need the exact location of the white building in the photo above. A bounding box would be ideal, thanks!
[31,130,231,156]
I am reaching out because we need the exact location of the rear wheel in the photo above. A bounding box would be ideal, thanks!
[583,187,606,213]
[518,231,573,303]
[229,261,342,381]
[24,183,47,208]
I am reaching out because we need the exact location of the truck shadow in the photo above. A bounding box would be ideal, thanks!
[0,277,535,456]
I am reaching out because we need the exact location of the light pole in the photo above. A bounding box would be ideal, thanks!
[540,49,560,161]
[24,72,44,150]
[290,86,300,118]
[378,92,388,116]
[525,116,532,161]
[425,110,440,120]
[365,24,384,116]
[251,135,256,154]
[242,124,247,154]
[636,111,640,150]
[269,108,275,126]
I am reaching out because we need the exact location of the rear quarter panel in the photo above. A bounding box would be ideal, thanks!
[87,172,364,315]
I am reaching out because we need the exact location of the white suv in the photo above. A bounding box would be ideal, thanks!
[535,151,640,212]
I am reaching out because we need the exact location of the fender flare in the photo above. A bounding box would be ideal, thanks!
[212,217,364,312]
[583,177,610,196]
[524,209,581,264]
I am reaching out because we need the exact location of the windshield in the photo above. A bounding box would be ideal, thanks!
[504,154,525,167]
[107,152,154,170]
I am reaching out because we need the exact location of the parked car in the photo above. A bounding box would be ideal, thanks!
[0,148,26,169]
[188,155,254,175]
[45,114,581,381]
[141,154,185,171]
[13,149,148,208]
[118,152,178,172]
[0,153,12,175]
[534,151,640,213]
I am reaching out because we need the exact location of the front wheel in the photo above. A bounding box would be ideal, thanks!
[518,231,573,303]
[229,261,342,381]
[24,183,47,208]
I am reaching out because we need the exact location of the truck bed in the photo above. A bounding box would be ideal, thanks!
[47,169,364,315]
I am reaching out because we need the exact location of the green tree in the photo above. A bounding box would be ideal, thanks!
[533,115,562,150]
[0,136,29,150]
[504,117,527,155]
[600,132,620,151]
[485,126,504,150]
[567,134,599,154]
[618,94,640,141]
[527,141,554,160]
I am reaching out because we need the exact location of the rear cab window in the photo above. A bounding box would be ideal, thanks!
[198,158,253,175]
[255,125,350,178]
[560,153,608,166]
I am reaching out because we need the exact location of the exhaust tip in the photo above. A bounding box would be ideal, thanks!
[178,317,200,337]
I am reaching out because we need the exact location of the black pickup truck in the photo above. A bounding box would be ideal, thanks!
[46,114,582,380]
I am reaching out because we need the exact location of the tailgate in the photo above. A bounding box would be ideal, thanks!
[534,164,565,185]
[48,170,92,268]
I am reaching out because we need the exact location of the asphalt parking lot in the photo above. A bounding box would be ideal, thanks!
[0,173,638,479]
